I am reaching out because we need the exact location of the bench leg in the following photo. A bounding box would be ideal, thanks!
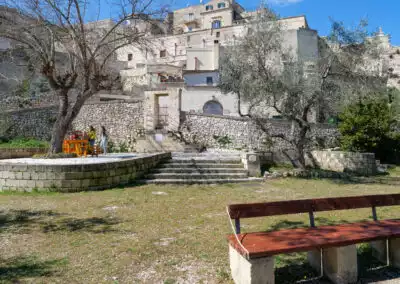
[390,238,400,268]
[308,245,358,284]
[307,249,322,275]
[229,245,274,284]
[370,240,388,264]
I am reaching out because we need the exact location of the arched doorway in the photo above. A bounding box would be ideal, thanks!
[203,100,223,115]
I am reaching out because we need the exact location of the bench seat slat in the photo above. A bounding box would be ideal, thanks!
[228,194,400,219]
[228,219,400,259]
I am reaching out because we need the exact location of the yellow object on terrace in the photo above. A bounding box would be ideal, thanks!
[63,140,89,157]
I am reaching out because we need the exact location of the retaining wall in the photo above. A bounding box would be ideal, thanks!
[0,152,170,192]
[180,113,340,152]
[310,150,377,176]
[0,148,48,160]
[3,101,144,151]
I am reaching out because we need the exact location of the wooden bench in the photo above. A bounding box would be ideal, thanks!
[227,194,400,284]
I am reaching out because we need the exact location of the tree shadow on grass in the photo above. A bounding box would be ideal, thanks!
[41,216,120,233]
[275,252,321,284]
[357,244,400,283]
[294,168,400,186]
[274,244,400,284]
[266,217,370,232]
[0,210,63,234]
[0,254,67,283]
[0,210,121,234]
[268,220,307,232]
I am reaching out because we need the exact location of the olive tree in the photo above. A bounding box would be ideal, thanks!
[0,0,165,153]
[218,10,387,168]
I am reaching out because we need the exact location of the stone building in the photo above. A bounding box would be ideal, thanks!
[116,0,321,134]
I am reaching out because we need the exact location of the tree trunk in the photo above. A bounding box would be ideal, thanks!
[49,120,69,153]
[48,89,92,154]
[295,126,309,169]
[48,89,70,154]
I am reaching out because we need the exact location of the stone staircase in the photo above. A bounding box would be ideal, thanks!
[141,152,264,184]
[136,132,198,153]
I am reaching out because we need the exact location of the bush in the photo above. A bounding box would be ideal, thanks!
[213,135,232,148]
[0,138,49,148]
[339,97,400,164]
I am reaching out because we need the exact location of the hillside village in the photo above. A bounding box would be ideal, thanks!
[1,1,400,283]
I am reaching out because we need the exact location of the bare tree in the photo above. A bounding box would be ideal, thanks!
[218,10,387,168]
[0,0,165,152]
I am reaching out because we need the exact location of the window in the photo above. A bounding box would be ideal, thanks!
[188,26,193,32]
[187,36,191,44]
[206,77,213,85]
[214,40,219,44]
[216,32,220,38]
[188,13,194,20]
[203,100,223,115]
[127,53,133,61]
[217,2,226,8]
[206,5,213,11]
[212,20,221,29]
[160,50,166,58]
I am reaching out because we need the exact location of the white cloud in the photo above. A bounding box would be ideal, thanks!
[267,0,304,5]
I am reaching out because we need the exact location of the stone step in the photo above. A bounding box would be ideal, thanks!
[151,168,248,174]
[172,152,241,157]
[138,178,264,184]
[159,163,244,169]
[145,173,249,179]
[169,159,242,164]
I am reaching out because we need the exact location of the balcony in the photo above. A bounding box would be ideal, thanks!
[183,15,200,27]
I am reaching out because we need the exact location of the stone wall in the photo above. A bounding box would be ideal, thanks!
[0,148,48,160]
[180,113,340,152]
[0,152,170,192]
[4,101,144,151]
[309,151,377,176]
[4,106,57,140]
[72,101,144,150]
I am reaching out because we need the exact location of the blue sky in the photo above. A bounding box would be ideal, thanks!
[92,0,398,45]
[171,0,399,45]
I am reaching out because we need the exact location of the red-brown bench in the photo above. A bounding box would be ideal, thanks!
[227,194,400,284]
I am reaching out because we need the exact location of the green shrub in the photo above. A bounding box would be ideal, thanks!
[0,138,49,148]
[213,135,232,148]
[107,140,116,153]
[118,142,129,152]
[339,96,400,164]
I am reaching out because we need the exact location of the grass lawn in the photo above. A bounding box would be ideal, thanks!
[1,173,400,283]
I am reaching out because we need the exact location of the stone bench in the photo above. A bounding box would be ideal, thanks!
[227,194,400,284]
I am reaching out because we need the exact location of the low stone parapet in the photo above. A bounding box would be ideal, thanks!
[0,152,171,192]
[309,150,377,176]
[0,148,48,159]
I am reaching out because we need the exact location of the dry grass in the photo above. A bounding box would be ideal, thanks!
[1,173,400,283]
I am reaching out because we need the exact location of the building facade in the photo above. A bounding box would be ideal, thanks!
[116,0,322,131]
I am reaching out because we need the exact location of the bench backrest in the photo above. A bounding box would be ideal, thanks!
[228,194,400,233]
